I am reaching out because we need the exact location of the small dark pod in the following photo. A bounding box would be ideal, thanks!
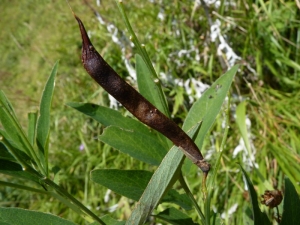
[75,15,210,175]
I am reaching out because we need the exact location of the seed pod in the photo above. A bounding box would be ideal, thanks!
[74,15,210,174]
[261,190,283,208]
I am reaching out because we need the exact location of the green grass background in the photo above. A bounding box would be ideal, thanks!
[0,0,299,224]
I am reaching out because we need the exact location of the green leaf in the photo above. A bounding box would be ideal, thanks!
[0,91,19,122]
[91,169,191,211]
[236,101,251,152]
[0,92,32,158]
[243,205,254,225]
[0,94,43,174]
[99,215,126,225]
[126,123,201,224]
[183,65,239,149]
[154,207,197,225]
[161,189,193,211]
[136,54,168,116]
[239,165,271,225]
[67,102,137,129]
[135,54,171,148]
[170,86,184,116]
[0,207,76,225]
[28,112,38,146]
[0,142,15,161]
[36,61,58,175]
[127,66,238,224]
[91,170,152,201]
[0,159,40,184]
[115,1,170,117]
[0,140,32,164]
[236,102,270,186]
[99,126,167,165]
[0,130,32,165]
[281,177,300,225]
[67,103,169,151]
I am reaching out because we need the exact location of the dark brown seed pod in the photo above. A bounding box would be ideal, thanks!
[261,190,283,208]
[74,15,210,175]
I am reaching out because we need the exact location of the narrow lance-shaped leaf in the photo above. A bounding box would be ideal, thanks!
[36,61,59,176]
[0,130,32,163]
[136,54,171,148]
[28,111,38,146]
[0,94,45,174]
[236,101,251,154]
[99,126,167,165]
[126,123,201,224]
[0,91,33,159]
[136,54,168,118]
[236,101,272,186]
[115,0,170,117]
[68,102,169,165]
[127,66,238,224]
[183,65,239,150]
[0,141,16,161]
[0,90,19,122]
[91,170,153,201]
[91,169,193,210]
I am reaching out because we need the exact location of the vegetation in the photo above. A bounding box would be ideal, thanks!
[0,0,299,224]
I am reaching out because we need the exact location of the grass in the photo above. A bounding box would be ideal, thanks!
[1,0,299,224]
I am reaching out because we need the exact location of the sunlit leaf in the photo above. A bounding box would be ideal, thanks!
[91,170,152,201]
[28,112,38,146]
[126,123,201,224]
[99,215,126,225]
[99,126,167,165]
[127,66,238,224]
[183,65,239,149]
[136,54,168,116]
[36,61,59,174]
[67,102,169,151]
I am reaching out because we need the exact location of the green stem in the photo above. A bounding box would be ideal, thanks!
[178,172,206,224]
[205,191,212,225]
